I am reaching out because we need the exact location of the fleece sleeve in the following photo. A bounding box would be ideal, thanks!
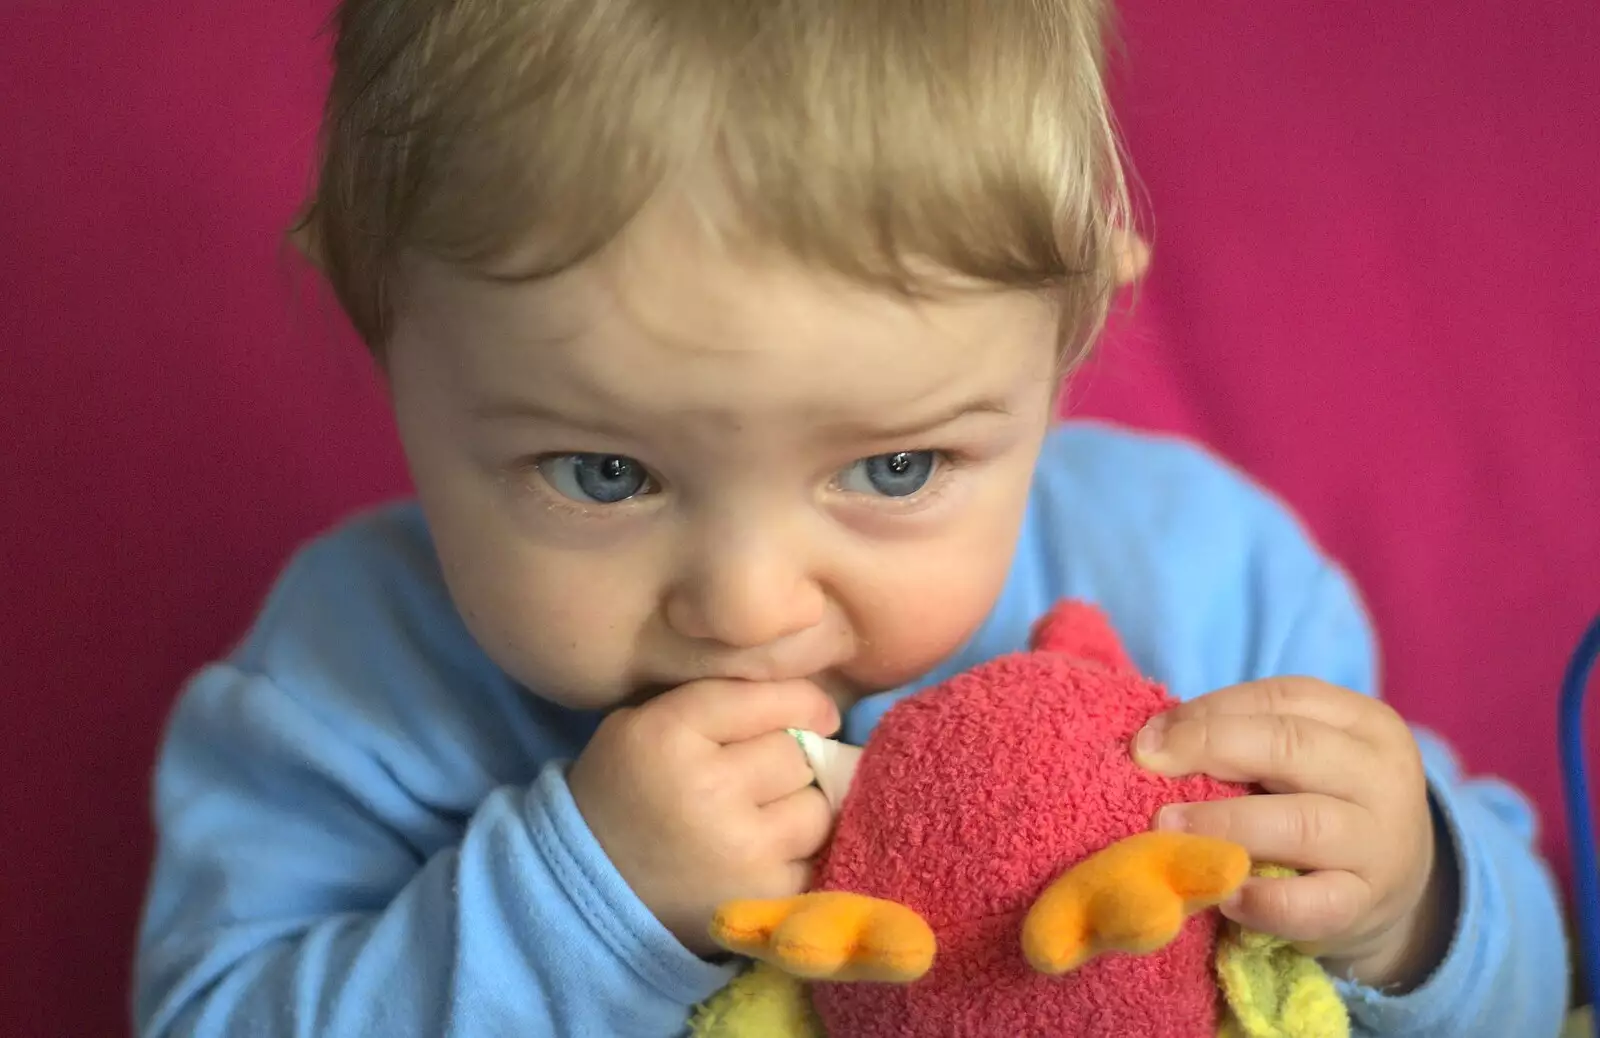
[1275,564,1570,1038]
[134,664,734,1038]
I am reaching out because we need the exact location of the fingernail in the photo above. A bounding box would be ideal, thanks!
[1155,805,1189,832]
[1219,879,1255,918]
[1134,720,1166,759]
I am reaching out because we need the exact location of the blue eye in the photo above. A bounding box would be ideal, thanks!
[537,453,655,504]
[839,451,938,498]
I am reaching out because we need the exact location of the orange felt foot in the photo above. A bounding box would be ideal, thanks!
[1022,831,1250,975]
[710,892,935,983]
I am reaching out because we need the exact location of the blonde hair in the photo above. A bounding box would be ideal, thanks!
[301,0,1132,356]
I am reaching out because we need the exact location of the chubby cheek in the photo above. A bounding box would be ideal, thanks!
[843,444,1041,689]
[840,531,1018,691]
[394,372,654,709]
[430,521,656,711]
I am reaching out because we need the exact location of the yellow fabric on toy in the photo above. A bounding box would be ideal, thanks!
[1216,866,1350,1038]
[690,962,821,1038]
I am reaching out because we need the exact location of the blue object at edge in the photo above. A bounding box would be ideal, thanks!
[1560,613,1600,1037]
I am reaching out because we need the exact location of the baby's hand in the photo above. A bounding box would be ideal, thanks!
[567,679,840,956]
[1135,678,1455,990]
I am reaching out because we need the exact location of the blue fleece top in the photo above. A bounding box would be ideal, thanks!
[133,422,1568,1037]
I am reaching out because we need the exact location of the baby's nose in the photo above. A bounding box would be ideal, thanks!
[663,542,826,650]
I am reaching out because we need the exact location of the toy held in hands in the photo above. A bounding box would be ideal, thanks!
[692,601,1349,1038]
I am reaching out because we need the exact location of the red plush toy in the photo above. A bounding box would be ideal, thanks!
[691,600,1353,1037]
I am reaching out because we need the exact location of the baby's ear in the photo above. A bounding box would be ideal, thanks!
[1111,229,1151,286]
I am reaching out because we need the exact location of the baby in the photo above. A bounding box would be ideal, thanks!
[133,1,1568,1036]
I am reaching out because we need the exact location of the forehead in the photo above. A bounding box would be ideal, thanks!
[394,210,1061,432]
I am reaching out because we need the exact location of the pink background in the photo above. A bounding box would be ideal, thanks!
[3,2,1597,1033]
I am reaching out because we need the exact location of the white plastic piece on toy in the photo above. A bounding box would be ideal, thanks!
[787,729,861,813]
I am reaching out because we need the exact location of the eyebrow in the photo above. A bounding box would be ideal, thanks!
[471,395,1015,442]
[828,397,1016,441]
[471,398,630,439]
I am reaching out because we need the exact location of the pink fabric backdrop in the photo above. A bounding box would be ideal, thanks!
[3,2,1596,1034]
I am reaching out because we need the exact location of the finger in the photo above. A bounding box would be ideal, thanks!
[1149,678,1392,742]
[780,860,814,899]
[1155,793,1366,872]
[727,860,816,906]
[760,786,836,861]
[656,678,841,745]
[722,729,818,807]
[1221,870,1370,946]
[1137,712,1372,798]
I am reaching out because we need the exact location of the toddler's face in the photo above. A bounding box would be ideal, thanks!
[386,206,1061,713]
